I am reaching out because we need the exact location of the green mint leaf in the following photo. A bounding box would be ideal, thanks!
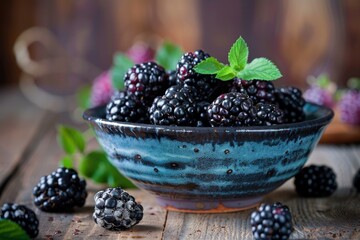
[348,77,360,90]
[79,151,136,188]
[215,65,236,80]
[0,219,30,240]
[57,125,86,154]
[228,36,248,71]
[237,58,282,81]
[155,42,183,71]
[76,85,91,109]
[59,155,73,168]
[194,57,225,75]
[111,53,134,90]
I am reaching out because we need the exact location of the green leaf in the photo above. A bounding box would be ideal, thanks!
[59,155,73,168]
[237,58,282,81]
[228,36,248,71]
[348,77,360,90]
[215,65,236,80]
[79,151,136,188]
[111,53,134,90]
[194,57,225,75]
[57,125,86,154]
[316,74,331,88]
[155,42,184,71]
[0,219,30,240]
[76,85,91,109]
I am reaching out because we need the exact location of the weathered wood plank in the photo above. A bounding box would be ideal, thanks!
[0,115,167,239]
[163,146,360,240]
[0,89,47,190]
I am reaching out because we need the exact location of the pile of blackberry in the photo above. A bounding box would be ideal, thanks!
[105,50,306,127]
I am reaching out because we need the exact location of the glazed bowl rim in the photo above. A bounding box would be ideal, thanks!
[83,102,334,132]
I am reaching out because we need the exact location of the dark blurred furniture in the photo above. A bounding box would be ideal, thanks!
[2,0,360,89]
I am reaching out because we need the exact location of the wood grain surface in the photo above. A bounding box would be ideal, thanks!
[0,90,359,239]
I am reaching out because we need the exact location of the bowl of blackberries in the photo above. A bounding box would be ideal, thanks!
[84,37,333,213]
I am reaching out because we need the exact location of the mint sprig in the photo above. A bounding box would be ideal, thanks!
[0,219,30,240]
[194,36,282,81]
[57,125,136,188]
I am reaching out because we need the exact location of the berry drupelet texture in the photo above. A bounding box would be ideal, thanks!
[251,202,293,240]
[254,102,284,126]
[33,168,88,212]
[294,165,337,197]
[149,85,198,126]
[106,94,148,123]
[124,62,168,105]
[0,203,39,238]
[178,75,219,102]
[231,78,276,104]
[196,101,211,127]
[93,188,143,230]
[167,70,178,87]
[207,92,259,127]
[176,50,210,81]
[275,87,305,123]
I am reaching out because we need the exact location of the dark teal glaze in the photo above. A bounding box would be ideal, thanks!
[84,103,333,212]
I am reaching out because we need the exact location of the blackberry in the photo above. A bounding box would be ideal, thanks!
[167,70,178,87]
[0,203,39,238]
[254,102,284,126]
[338,90,360,125]
[353,169,360,192]
[93,188,143,230]
[207,92,259,127]
[124,62,168,105]
[178,75,219,102]
[294,165,337,197]
[231,78,276,104]
[33,167,87,212]
[176,50,210,80]
[303,86,334,108]
[196,101,210,127]
[106,94,148,123]
[251,202,293,240]
[91,71,114,107]
[275,87,305,123]
[149,85,197,126]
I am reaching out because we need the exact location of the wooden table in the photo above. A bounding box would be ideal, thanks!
[1,89,360,240]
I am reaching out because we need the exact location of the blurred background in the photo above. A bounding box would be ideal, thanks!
[1,0,360,91]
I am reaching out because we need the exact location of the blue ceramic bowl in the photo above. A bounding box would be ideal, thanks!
[83,103,333,213]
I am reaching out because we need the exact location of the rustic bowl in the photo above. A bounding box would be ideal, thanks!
[83,103,333,213]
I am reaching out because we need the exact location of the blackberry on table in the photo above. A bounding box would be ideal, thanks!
[33,167,87,212]
[294,165,337,197]
[275,87,305,123]
[176,50,210,81]
[353,169,360,192]
[231,78,276,104]
[0,203,39,238]
[251,202,293,240]
[106,94,148,123]
[207,92,259,127]
[149,84,197,126]
[124,62,168,105]
[254,102,284,126]
[93,187,143,230]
